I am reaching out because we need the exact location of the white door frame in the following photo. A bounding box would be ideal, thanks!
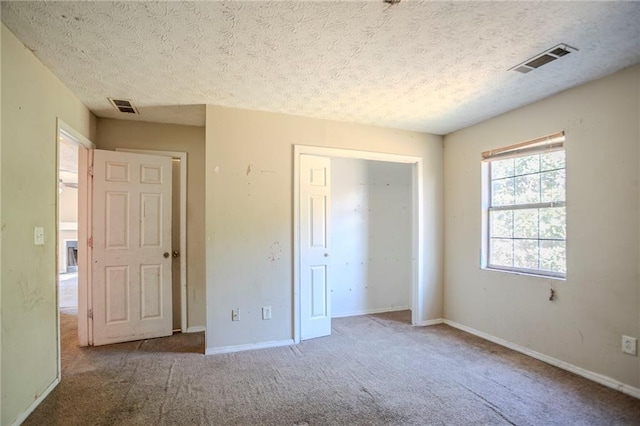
[56,118,95,349]
[293,145,424,343]
[116,148,189,333]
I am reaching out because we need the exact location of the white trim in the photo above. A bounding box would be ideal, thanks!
[331,306,410,318]
[293,145,424,343]
[58,119,93,150]
[186,326,206,333]
[11,377,60,426]
[116,148,189,333]
[293,148,300,343]
[205,339,294,355]
[295,145,421,164]
[444,320,640,400]
[412,158,424,325]
[417,318,445,326]
[83,148,93,346]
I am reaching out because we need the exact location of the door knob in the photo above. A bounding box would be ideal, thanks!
[324,253,329,257]
[163,252,170,258]
[172,251,180,258]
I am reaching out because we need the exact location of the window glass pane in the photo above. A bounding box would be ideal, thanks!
[541,150,565,172]
[514,174,540,204]
[485,146,565,278]
[515,154,540,175]
[490,238,513,267]
[514,239,538,269]
[540,240,566,273]
[491,178,514,206]
[490,210,513,238]
[491,158,515,180]
[540,169,565,203]
[539,207,566,239]
[513,209,538,238]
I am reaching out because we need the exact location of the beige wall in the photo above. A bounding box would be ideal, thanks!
[96,118,206,329]
[1,24,95,425]
[58,186,78,223]
[205,105,443,350]
[330,158,413,317]
[443,65,640,389]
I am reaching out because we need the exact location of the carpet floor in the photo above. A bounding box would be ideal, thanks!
[25,309,640,425]
[58,273,78,309]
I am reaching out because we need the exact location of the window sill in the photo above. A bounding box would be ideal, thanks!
[482,266,566,281]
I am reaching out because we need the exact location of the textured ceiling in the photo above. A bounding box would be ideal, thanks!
[2,1,640,135]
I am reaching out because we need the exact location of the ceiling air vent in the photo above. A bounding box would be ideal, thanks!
[510,43,578,74]
[108,98,139,114]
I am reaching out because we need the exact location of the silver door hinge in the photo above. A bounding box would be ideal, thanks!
[88,309,93,320]
[88,166,94,177]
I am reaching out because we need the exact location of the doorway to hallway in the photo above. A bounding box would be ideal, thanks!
[58,125,82,312]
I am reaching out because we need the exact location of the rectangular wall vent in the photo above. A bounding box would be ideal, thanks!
[510,43,578,74]
[108,98,139,114]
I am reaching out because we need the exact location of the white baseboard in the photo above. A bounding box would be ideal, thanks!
[12,377,60,426]
[331,306,410,318]
[416,318,444,326]
[206,339,294,355]
[186,326,205,333]
[444,319,640,400]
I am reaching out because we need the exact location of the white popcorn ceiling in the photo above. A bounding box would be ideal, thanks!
[2,1,639,135]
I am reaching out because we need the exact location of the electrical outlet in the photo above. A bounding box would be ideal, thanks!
[622,335,637,356]
[232,308,240,321]
[262,306,272,320]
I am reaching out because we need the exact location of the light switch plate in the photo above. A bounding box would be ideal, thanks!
[34,227,45,245]
[262,306,272,320]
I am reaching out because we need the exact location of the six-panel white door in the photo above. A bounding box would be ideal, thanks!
[91,149,173,346]
[300,155,332,340]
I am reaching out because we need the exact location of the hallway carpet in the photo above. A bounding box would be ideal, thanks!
[26,310,640,425]
[58,273,78,309]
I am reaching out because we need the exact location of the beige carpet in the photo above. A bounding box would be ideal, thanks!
[26,309,640,425]
[58,273,78,309]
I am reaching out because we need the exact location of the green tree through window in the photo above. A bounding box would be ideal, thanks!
[484,136,566,278]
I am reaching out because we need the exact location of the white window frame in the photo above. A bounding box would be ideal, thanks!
[481,132,566,279]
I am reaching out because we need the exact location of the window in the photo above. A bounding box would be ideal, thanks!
[482,132,566,278]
